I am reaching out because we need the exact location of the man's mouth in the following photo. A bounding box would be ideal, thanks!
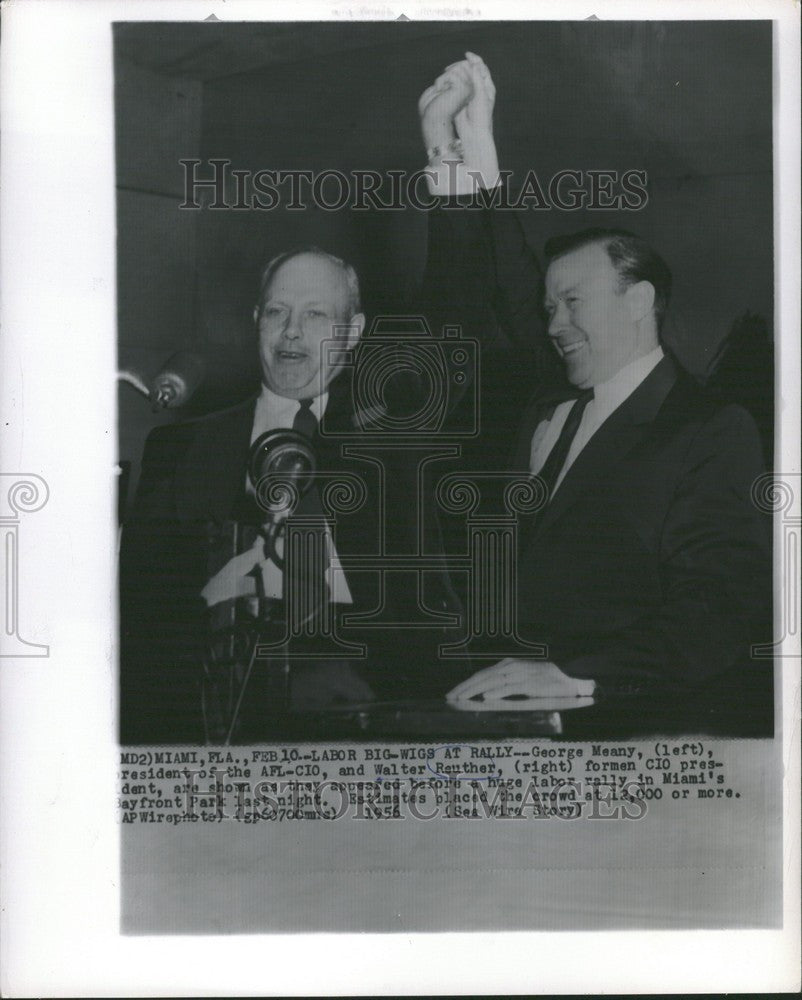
[275,350,308,362]
[557,340,586,358]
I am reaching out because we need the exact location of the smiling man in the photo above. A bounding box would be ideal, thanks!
[527,228,670,500]
[543,231,669,391]
[120,246,374,743]
[419,55,772,731]
[120,245,468,743]
[255,248,363,399]
[197,248,363,615]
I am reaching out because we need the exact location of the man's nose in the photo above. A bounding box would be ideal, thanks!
[282,313,302,339]
[548,303,568,337]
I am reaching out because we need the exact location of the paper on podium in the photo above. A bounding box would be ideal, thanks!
[200,526,353,606]
[450,694,596,713]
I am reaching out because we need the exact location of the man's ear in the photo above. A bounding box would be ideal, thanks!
[253,305,260,326]
[625,281,655,324]
[346,313,366,347]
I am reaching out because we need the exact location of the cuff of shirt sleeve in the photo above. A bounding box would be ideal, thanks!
[428,175,505,211]
[557,653,655,696]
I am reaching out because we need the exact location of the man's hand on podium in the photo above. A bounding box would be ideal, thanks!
[446,657,596,708]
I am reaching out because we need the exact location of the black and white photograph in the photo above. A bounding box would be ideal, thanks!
[117,19,775,745]
[1,1,800,995]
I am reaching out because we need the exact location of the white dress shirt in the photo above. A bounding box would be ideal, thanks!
[530,346,665,495]
[202,385,352,607]
[249,385,327,447]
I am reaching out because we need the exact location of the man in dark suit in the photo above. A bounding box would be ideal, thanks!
[120,248,466,743]
[418,55,772,731]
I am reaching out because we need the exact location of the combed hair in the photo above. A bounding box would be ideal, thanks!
[544,228,672,331]
[256,246,362,319]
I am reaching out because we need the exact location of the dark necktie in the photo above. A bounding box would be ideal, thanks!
[291,397,324,519]
[535,387,594,503]
[236,397,319,522]
[293,397,318,439]
[519,387,595,551]
[289,397,330,615]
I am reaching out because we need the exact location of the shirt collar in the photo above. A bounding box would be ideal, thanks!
[592,345,664,414]
[251,384,329,443]
[256,384,328,421]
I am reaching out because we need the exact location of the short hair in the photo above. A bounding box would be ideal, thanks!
[544,228,672,331]
[256,246,362,320]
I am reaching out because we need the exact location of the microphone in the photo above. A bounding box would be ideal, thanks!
[220,430,321,741]
[149,350,206,409]
[247,430,317,567]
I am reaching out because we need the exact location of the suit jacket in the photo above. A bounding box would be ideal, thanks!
[423,198,772,726]
[120,367,467,742]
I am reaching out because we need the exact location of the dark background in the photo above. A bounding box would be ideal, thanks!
[114,20,773,502]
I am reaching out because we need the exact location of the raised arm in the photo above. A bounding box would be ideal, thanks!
[418,55,558,382]
[418,53,499,196]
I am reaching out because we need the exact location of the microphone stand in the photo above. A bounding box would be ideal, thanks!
[205,429,318,745]
[222,517,292,745]
[257,517,293,722]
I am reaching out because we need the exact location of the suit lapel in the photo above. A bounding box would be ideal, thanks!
[174,397,256,523]
[531,355,680,538]
[512,386,571,472]
[514,397,548,472]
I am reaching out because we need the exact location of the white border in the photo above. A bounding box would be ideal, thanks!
[1,1,799,995]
